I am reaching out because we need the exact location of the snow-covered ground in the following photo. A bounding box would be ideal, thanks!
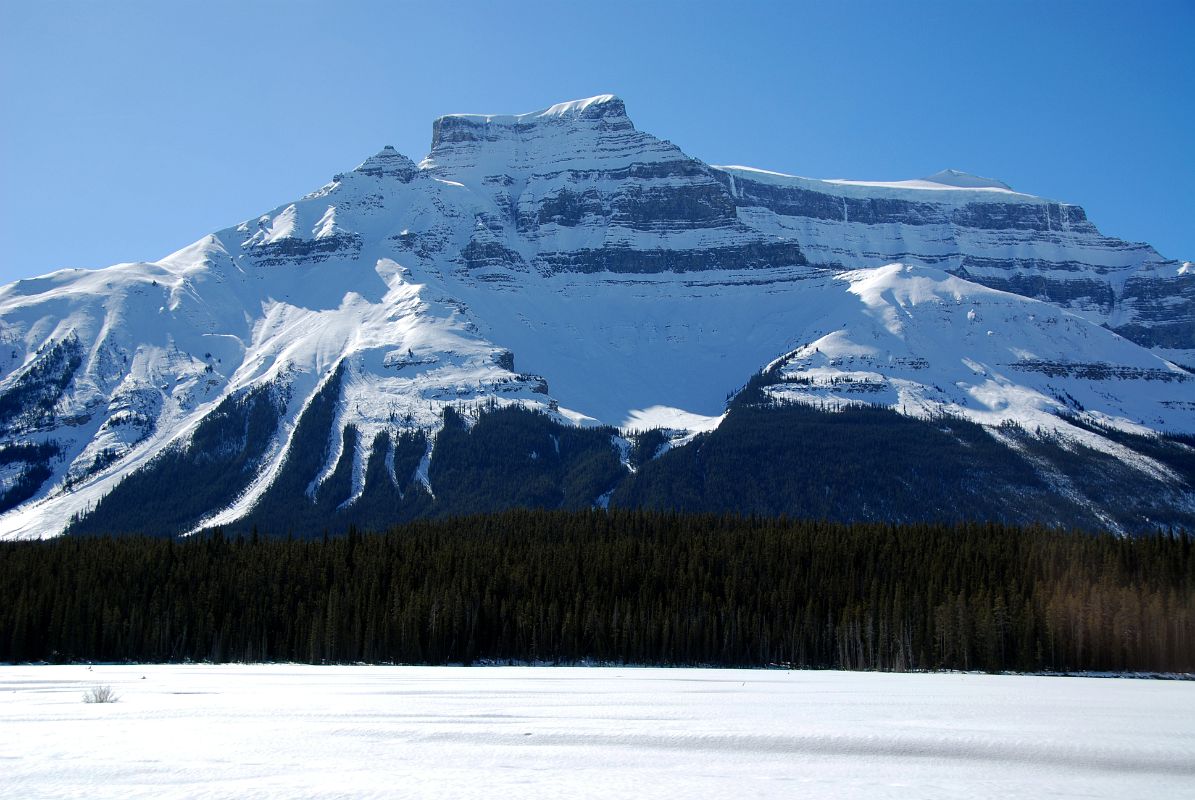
[2,665,1192,799]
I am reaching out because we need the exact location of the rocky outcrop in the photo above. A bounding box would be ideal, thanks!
[420,94,805,276]
[713,166,1192,358]
[351,145,419,182]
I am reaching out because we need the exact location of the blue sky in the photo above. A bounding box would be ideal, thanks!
[1,0,1192,283]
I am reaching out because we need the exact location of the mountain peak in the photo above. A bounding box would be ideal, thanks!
[530,93,627,120]
[1,94,1192,540]
[437,93,626,126]
[428,94,631,152]
[352,145,418,182]
[921,169,1012,190]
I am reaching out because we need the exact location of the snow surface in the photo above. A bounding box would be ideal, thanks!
[716,164,1035,200]
[830,168,1015,192]
[1,665,1192,799]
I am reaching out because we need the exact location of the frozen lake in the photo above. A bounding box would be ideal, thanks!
[1,665,1192,799]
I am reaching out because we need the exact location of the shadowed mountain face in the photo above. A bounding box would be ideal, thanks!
[0,94,1191,538]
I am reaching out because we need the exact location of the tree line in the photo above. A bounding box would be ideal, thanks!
[2,510,1192,672]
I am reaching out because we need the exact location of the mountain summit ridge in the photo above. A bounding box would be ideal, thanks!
[920,169,1014,191]
[434,93,626,126]
[0,94,1191,539]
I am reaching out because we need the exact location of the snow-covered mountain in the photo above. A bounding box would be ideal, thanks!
[0,94,1191,538]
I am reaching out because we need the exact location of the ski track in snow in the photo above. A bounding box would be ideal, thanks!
[1,665,1193,800]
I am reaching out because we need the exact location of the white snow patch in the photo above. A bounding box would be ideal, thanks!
[715,165,1039,200]
[622,406,725,434]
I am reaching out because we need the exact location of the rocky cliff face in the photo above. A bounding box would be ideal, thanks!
[417,95,806,277]
[421,94,1191,362]
[0,94,1190,538]
[712,165,1193,364]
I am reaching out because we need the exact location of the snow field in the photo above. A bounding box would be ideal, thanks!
[1,665,1193,799]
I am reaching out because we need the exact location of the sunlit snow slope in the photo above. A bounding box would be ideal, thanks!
[0,95,1191,538]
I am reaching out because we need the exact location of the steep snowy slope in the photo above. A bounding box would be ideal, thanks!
[0,94,1191,538]
[763,264,1191,435]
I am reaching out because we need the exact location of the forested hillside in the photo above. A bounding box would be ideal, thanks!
[615,384,1195,533]
[3,511,1191,672]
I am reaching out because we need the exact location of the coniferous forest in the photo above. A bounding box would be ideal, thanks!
[2,510,1192,673]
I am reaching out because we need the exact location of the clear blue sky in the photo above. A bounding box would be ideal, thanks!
[1,0,1192,283]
